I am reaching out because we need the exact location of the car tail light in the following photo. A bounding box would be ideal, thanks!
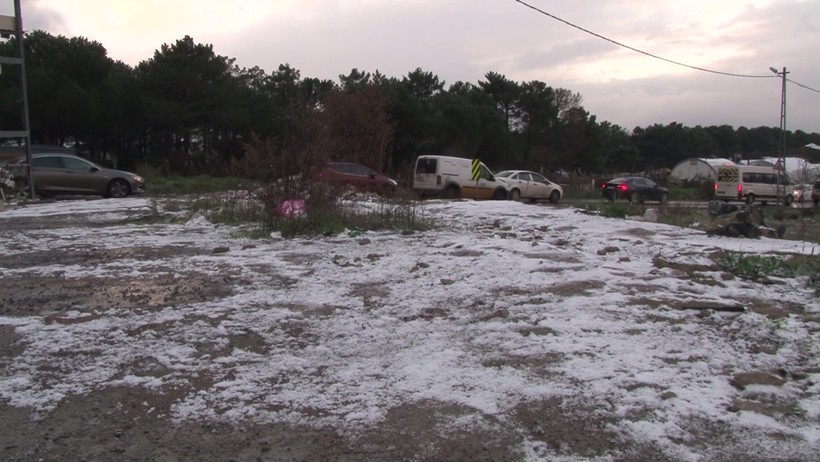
[617,184,628,192]
[601,183,606,190]
[737,184,742,193]
[714,183,718,191]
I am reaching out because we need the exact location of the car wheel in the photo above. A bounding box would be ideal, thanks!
[745,193,755,204]
[549,190,560,204]
[444,184,459,199]
[659,193,669,204]
[509,189,521,201]
[107,179,130,198]
[784,194,793,206]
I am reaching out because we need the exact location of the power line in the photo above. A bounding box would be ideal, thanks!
[787,79,820,95]
[513,0,820,94]
[512,0,777,79]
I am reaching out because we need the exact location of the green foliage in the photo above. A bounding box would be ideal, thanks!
[146,175,249,195]
[0,31,131,156]
[770,207,801,221]
[668,185,712,201]
[272,197,435,238]
[716,252,820,294]
[562,188,601,200]
[599,201,631,218]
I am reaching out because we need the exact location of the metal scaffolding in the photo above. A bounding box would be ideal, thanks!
[0,0,34,198]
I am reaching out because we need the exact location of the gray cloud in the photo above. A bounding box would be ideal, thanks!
[513,38,619,73]
[16,0,67,35]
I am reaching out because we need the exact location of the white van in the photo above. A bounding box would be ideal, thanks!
[412,155,510,200]
[714,165,793,205]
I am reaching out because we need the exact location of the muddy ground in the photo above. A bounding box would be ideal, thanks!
[1,198,818,462]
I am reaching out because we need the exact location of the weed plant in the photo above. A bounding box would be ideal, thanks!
[598,201,645,219]
[656,206,703,228]
[717,252,820,294]
[272,195,435,238]
[190,192,266,226]
[144,174,250,195]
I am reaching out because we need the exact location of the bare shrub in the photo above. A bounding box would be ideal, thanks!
[224,87,416,237]
[230,132,327,229]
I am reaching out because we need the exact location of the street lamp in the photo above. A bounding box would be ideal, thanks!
[770,66,788,206]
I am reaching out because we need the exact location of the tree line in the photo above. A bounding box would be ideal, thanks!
[1,31,818,179]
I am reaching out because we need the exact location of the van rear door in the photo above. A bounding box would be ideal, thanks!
[413,157,439,191]
[715,167,739,200]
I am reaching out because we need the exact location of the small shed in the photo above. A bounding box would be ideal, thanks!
[670,158,736,183]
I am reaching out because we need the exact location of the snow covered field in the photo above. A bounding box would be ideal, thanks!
[1,196,818,461]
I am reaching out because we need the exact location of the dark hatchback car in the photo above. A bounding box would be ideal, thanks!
[601,176,668,204]
[318,162,398,196]
[15,152,145,198]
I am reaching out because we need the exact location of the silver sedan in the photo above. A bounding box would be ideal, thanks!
[15,152,145,198]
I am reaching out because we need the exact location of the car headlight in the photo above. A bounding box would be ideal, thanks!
[133,175,144,182]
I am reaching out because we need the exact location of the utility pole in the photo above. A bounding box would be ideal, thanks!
[769,66,788,207]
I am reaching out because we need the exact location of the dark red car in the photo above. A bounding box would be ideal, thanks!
[318,162,398,196]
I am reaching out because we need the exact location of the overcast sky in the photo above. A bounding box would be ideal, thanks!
[7,0,820,133]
